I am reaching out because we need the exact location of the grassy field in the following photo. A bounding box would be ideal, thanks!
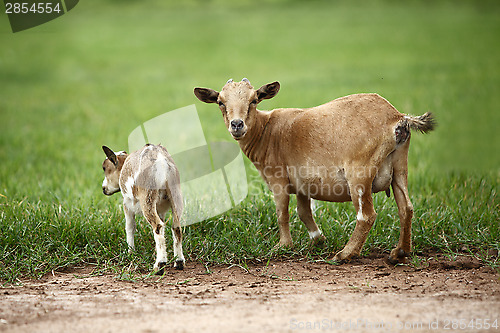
[0,0,499,283]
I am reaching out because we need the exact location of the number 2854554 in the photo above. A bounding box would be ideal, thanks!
[5,2,62,14]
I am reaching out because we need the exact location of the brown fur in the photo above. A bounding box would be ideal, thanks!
[195,79,435,263]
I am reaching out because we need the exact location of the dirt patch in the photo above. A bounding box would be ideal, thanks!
[1,255,499,333]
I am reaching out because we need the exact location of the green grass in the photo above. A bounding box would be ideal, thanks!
[1,0,499,283]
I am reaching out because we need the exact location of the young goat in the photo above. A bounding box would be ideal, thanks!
[101,144,185,273]
[194,78,436,264]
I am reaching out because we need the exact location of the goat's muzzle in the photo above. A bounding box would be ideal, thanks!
[229,119,246,139]
[102,187,119,196]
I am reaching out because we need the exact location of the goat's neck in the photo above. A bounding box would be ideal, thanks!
[238,110,274,167]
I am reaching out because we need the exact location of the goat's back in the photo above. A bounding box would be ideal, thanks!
[266,93,404,166]
[120,144,179,191]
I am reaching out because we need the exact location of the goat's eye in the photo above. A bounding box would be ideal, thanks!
[250,99,257,105]
[102,166,106,171]
[218,101,225,108]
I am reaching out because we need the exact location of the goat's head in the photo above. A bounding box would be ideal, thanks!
[101,145,128,196]
[194,78,280,140]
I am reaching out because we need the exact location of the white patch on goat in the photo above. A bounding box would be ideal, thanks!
[308,229,323,240]
[103,176,119,194]
[153,222,168,267]
[124,176,134,195]
[154,155,169,190]
[124,207,136,252]
[123,176,141,214]
[171,228,185,262]
[122,176,135,201]
[356,188,366,221]
[310,199,317,213]
[123,197,141,215]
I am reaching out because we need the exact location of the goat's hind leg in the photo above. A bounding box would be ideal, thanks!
[153,223,168,274]
[171,221,185,270]
[333,182,377,262]
[388,150,414,264]
[141,195,168,274]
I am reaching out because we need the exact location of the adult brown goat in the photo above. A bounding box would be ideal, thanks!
[194,78,435,263]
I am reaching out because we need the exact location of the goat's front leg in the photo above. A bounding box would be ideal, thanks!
[273,189,292,249]
[296,194,326,247]
[123,203,136,253]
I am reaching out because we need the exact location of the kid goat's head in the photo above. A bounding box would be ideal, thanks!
[194,78,280,140]
[101,145,128,196]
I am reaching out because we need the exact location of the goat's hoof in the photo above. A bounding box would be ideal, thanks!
[388,248,409,265]
[332,250,354,264]
[310,234,327,248]
[154,261,167,275]
[272,240,293,252]
[174,260,184,270]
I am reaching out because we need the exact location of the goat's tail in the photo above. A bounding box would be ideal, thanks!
[404,112,436,133]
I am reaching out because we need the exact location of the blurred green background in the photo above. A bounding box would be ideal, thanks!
[1,0,498,204]
[0,0,498,280]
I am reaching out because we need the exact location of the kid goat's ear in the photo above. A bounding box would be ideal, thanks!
[102,145,118,166]
[194,87,219,104]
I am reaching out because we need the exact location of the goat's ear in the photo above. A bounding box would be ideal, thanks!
[194,88,219,104]
[102,145,118,166]
[256,81,280,102]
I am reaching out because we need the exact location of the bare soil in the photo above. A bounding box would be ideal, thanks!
[1,254,499,333]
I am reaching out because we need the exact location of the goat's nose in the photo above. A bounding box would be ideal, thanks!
[230,119,244,131]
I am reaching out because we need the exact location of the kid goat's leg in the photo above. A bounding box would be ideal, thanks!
[141,192,168,273]
[123,204,136,253]
[171,214,185,270]
[333,181,377,261]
